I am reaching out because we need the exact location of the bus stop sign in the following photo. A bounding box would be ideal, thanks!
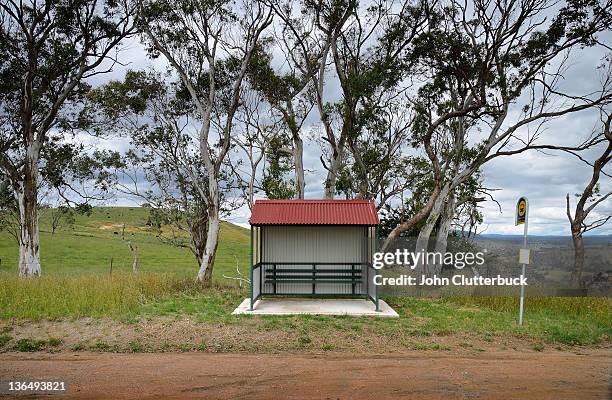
[516,197,527,225]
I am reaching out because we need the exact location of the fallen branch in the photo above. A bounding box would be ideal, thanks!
[222,256,250,287]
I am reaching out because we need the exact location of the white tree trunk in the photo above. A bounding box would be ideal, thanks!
[414,209,439,274]
[15,157,41,277]
[432,195,456,273]
[414,185,450,275]
[17,207,41,277]
[247,164,256,209]
[324,147,344,199]
[197,180,220,284]
[197,215,219,284]
[433,197,455,254]
[293,135,305,199]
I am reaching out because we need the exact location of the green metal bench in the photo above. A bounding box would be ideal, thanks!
[254,262,370,296]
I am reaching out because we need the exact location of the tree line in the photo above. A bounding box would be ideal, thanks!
[1,0,610,287]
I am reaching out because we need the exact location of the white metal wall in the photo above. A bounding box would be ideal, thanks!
[262,226,365,263]
[260,225,367,295]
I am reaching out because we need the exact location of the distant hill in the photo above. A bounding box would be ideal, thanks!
[478,234,611,245]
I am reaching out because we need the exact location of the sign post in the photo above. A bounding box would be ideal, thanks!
[515,197,529,326]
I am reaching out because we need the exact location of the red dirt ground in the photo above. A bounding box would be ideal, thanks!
[1,350,610,399]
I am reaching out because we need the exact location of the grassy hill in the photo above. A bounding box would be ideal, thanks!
[0,207,250,282]
[0,207,609,350]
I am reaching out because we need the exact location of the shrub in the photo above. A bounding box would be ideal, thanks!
[0,334,12,347]
[14,338,46,352]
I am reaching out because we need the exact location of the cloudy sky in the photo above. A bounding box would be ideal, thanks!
[91,22,612,237]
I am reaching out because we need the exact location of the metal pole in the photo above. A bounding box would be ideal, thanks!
[250,225,254,311]
[519,201,529,326]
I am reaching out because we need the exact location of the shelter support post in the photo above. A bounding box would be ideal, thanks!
[250,225,254,311]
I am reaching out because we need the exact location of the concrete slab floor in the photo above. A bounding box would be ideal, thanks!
[232,298,399,317]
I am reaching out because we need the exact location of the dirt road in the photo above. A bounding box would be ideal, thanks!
[1,350,610,399]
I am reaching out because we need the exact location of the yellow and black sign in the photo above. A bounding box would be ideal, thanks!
[516,197,528,225]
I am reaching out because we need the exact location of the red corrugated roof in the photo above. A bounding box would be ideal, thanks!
[249,200,379,226]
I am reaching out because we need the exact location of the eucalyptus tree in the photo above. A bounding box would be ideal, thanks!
[566,113,611,287]
[138,0,272,283]
[87,70,220,276]
[322,0,431,202]
[248,0,359,200]
[381,0,612,261]
[259,136,297,199]
[334,94,416,206]
[272,0,432,202]
[230,90,274,210]
[291,0,355,199]
[245,27,318,199]
[229,88,295,208]
[0,0,135,276]
[46,203,75,236]
[440,174,497,242]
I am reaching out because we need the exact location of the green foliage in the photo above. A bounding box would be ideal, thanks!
[377,157,435,237]
[86,70,165,119]
[71,343,85,351]
[0,0,134,208]
[128,340,144,353]
[247,43,302,105]
[262,134,296,199]
[0,334,12,347]
[138,0,244,109]
[13,339,47,352]
[93,341,113,352]
[297,332,312,345]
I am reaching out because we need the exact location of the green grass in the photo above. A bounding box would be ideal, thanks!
[134,289,610,346]
[136,287,244,323]
[0,273,202,320]
[0,271,609,345]
[0,207,610,349]
[385,296,611,345]
[0,206,251,320]
[0,206,249,280]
